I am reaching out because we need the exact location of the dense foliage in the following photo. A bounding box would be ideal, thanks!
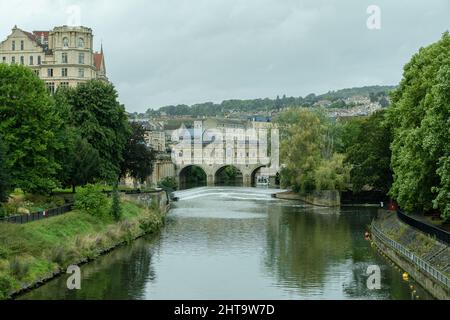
[121,122,155,183]
[0,136,9,203]
[0,65,152,203]
[277,109,350,193]
[387,32,450,219]
[343,110,393,193]
[110,185,122,221]
[60,81,131,183]
[157,177,179,191]
[0,64,62,194]
[74,184,109,216]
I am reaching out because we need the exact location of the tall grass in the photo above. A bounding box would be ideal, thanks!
[0,199,163,299]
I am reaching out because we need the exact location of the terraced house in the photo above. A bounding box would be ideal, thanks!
[0,25,107,94]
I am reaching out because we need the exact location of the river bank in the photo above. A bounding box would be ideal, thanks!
[0,192,169,300]
[18,187,430,300]
[274,190,341,207]
[371,210,450,300]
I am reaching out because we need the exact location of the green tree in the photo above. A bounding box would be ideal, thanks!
[51,89,101,193]
[344,111,393,193]
[110,184,122,221]
[277,108,350,193]
[0,136,10,203]
[63,133,101,193]
[121,122,155,183]
[387,32,450,219]
[65,80,131,183]
[0,64,61,194]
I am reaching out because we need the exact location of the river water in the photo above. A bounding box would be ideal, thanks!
[19,187,431,300]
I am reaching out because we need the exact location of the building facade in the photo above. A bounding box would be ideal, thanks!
[0,25,107,93]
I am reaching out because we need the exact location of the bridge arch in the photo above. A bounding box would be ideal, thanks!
[179,165,207,190]
[250,166,268,187]
[214,165,244,187]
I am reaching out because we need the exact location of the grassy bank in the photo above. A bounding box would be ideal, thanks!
[0,199,165,299]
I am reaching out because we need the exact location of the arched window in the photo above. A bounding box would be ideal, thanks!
[77,37,84,48]
[63,37,69,49]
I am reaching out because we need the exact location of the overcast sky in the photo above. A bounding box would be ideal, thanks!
[1,0,449,112]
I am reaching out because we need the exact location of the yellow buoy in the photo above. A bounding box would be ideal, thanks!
[402,272,409,281]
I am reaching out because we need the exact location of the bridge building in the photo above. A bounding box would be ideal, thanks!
[172,119,279,188]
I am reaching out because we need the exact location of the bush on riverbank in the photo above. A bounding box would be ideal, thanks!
[74,184,109,217]
[0,199,164,300]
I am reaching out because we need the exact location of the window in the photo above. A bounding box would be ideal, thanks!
[60,82,69,89]
[63,37,69,49]
[12,41,15,51]
[47,68,53,77]
[2,57,5,63]
[37,56,41,65]
[77,37,84,48]
[62,53,68,64]
[46,82,55,95]
[62,68,68,77]
[11,57,15,64]
[78,53,85,64]
[29,56,34,65]
[20,40,24,50]
[34,70,40,77]
[20,56,24,65]
[78,68,84,78]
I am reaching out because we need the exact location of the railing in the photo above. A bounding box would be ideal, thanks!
[372,224,450,289]
[0,204,74,224]
[397,210,450,245]
[0,189,169,225]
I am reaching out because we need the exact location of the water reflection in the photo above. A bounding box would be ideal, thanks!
[19,187,432,300]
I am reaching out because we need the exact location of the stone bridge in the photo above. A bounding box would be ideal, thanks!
[177,163,277,187]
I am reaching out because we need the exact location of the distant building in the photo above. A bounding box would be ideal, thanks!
[145,131,166,153]
[0,25,107,94]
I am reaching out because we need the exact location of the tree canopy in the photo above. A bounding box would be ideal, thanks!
[344,110,393,194]
[120,122,155,183]
[60,80,131,183]
[387,32,450,219]
[0,135,10,202]
[0,64,61,194]
[277,108,350,193]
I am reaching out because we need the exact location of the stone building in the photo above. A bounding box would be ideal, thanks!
[0,25,107,93]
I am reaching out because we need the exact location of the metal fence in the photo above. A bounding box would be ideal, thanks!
[0,204,74,224]
[372,224,450,289]
[397,210,450,245]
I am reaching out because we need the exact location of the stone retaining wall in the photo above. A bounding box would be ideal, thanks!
[371,211,450,300]
[275,190,341,207]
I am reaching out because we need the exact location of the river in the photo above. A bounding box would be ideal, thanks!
[19,187,431,300]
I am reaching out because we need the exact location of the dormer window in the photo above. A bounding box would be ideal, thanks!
[63,37,69,49]
[77,37,84,48]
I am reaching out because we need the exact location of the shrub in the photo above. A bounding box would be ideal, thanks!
[0,247,10,260]
[110,186,122,221]
[74,184,108,216]
[158,177,178,191]
[0,274,15,299]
